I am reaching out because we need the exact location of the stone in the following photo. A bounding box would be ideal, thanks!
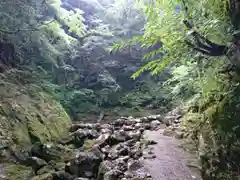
[143,154,156,159]
[36,165,54,175]
[145,140,157,145]
[116,144,130,156]
[97,133,111,147]
[66,147,104,178]
[143,124,151,130]
[128,131,141,141]
[127,160,142,171]
[54,162,66,171]
[108,149,119,160]
[25,156,47,172]
[139,117,148,123]
[112,119,125,126]
[174,131,184,139]
[31,142,76,162]
[163,116,176,126]
[52,171,74,180]
[123,125,135,131]
[110,131,129,144]
[71,129,99,140]
[101,145,111,156]
[115,158,127,172]
[134,123,143,129]
[98,160,115,180]
[103,169,122,180]
[150,120,161,130]
[30,173,53,180]
[174,119,181,124]
[124,171,134,178]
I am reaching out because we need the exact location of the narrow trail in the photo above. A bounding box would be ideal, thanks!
[142,129,201,180]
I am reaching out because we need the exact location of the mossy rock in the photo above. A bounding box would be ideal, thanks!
[2,164,34,180]
[30,173,53,180]
[31,142,77,162]
[0,75,71,147]
[36,165,55,175]
[83,139,100,150]
[183,85,240,179]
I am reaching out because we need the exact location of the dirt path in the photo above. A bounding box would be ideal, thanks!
[142,129,201,180]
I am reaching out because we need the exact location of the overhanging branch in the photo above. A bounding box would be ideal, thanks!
[181,1,228,57]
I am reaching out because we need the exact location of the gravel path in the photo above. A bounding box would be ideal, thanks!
[142,129,201,180]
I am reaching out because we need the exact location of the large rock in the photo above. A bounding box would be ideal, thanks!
[52,171,74,180]
[70,129,100,146]
[0,75,71,147]
[25,156,47,172]
[103,169,123,180]
[66,147,104,178]
[31,142,77,162]
[97,160,115,180]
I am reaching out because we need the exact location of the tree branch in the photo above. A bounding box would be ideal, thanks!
[181,1,227,57]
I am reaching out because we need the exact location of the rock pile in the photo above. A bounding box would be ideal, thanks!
[3,115,164,180]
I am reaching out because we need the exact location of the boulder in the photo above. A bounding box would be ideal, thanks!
[66,147,104,178]
[97,160,115,180]
[128,131,141,141]
[25,157,47,172]
[71,129,99,140]
[112,119,125,126]
[103,169,122,180]
[36,165,54,175]
[110,130,129,144]
[150,120,161,130]
[108,149,119,160]
[96,133,111,147]
[123,125,135,131]
[101,145,111,156]
[52,171,74,180]
[31,142,76,162]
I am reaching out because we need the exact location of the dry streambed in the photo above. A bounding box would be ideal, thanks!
[0,108,201,180]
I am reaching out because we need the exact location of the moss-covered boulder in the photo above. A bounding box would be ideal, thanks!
[1,164,34,180]
[0,74,71,148]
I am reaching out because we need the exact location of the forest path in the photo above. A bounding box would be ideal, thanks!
[142,129,201,180]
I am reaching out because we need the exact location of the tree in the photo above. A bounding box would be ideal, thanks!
[112,0,240,76]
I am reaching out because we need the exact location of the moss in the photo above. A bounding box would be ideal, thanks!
[30,173,53,180]
[83,139,99,150]
[182,86,240,179]
[0,75,71,148]
[36,165,55,175]
[3,164,34,180]
[12,123,32,146]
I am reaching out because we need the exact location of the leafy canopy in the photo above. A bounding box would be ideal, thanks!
[111,0,232,78]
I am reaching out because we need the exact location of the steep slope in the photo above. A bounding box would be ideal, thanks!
[0,70,71,149]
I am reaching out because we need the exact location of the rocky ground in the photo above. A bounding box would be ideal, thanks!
[0,107,201,180]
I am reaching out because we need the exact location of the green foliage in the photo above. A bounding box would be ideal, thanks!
[111,0,232,78]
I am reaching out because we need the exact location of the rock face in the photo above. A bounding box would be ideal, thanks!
[1,114,165,180]
[0,74,71,148]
